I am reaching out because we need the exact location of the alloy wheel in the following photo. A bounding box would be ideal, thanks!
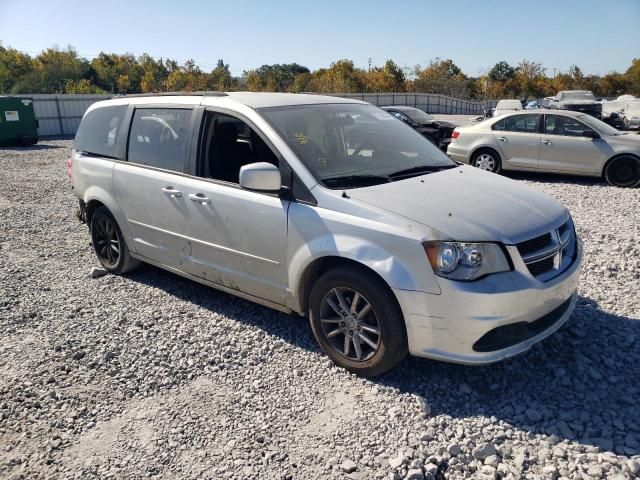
[475,153,496,171]
[319,287,381,362]
[94,217,120,267]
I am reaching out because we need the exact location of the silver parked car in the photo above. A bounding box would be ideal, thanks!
[70,93,582,376]
[447,110,640,187]
[620,102,640,130]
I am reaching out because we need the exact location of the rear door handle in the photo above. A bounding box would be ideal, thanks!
[542,139,552,145]
[188,193,211,205]
[497,136,507,142]
[161,186,182,197]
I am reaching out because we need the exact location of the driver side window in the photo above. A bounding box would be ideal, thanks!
[200,112,279,184]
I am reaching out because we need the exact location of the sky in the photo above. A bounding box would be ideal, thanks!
[1,0,639,77]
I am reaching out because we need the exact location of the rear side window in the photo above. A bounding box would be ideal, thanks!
[75,105,127,158]
[495,114,540,133]
[127,108,192,172]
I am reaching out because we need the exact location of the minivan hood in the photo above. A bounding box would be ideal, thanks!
[347,166,568,244]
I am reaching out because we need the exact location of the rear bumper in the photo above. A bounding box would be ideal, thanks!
[445,143,470,164]
[395,238,582,365]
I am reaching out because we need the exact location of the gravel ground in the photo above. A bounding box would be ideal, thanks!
[1,139,639,480]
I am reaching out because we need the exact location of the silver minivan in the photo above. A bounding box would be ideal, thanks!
[70,92,582,376]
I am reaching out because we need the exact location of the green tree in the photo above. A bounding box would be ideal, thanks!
[488,61,516,82]
[209,59,236,91]
[32,46,90,93]
[243,63,310,92]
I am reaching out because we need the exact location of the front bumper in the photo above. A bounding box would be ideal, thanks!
[394,238,582,364]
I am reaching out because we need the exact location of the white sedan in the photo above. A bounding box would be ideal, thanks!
[447,109,640,187]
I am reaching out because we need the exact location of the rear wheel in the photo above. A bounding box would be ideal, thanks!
[471,149,501,173]
[90,206,140,274]
[604,156,640,188]
[309,266,408,377]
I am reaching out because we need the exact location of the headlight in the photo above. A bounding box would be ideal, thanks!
[423,241,511,281]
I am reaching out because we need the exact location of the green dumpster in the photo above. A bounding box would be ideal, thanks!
[0,96,39,146]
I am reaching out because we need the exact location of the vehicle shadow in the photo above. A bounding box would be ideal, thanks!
[501,170,607,186]
[125,264,639,456]
[0,143,66,151]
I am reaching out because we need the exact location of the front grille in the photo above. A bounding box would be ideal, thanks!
[517,233,552,256]
[516,220,575,281]
[527,256,555,276]
[473,297,573,352]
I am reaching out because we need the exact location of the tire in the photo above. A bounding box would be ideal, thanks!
[90,206,140,274]
[309,266,408,377]
[604,156,640,188]
[471,148,501,173]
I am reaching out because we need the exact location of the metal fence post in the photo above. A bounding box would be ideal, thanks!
[54,95,64,136]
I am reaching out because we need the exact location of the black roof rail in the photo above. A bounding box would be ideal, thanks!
[118,91,228,98]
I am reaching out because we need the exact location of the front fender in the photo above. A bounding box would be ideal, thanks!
[287,226,441,313]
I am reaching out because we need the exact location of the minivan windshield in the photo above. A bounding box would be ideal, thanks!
[259,104,456,189]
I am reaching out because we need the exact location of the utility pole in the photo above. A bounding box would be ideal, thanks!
[368,58,372,72]
[552,68,557,78]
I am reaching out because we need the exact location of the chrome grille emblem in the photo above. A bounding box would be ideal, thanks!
[551,229,563,270]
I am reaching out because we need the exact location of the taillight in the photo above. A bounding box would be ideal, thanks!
[451,130,460,140]
[66,157,73,179]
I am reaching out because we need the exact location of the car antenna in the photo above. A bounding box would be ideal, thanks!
[342,191,350,199]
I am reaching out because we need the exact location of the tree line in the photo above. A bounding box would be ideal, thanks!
[1,44,638,99]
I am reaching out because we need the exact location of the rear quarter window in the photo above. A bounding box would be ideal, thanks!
[75,105,127,158]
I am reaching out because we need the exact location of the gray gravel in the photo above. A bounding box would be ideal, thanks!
[1,139,639,480]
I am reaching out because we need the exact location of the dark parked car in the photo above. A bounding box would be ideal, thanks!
[548,90,602,119]
[381,106,455,150]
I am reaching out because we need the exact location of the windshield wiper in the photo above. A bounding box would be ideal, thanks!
[323,174,390,188]
[388,164,457,180]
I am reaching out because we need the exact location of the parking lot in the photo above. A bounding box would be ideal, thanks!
[0,139,639,479]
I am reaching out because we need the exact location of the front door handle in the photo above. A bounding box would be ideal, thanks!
[542,139,552,145]
[497,136,507,142]
[188,193,211,205]
[161,186,182,197]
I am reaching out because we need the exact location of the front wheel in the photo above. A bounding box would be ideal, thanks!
[309,267,408,377]
[90,206,140,274]
[471,149,501,173]
[604,156,640,188]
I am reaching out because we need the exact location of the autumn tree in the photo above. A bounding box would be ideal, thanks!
[413,58,468,96]
[0,44,33,93]
[139,53,168,92]
[305,60,365,93]
[362,60,406,92]
[165,59,208,91]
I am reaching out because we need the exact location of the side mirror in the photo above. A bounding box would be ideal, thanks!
[582,130,599,139]
[239,162,282,192]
